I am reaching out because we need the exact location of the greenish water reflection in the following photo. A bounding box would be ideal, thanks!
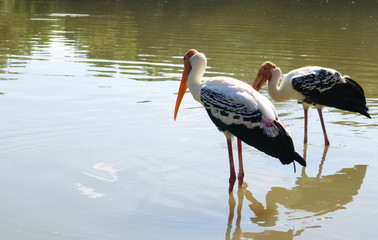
[1,0,378,96]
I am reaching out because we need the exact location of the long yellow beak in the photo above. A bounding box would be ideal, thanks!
[174,65,190,120]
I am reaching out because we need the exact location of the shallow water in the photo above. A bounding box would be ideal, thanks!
[1,0,378,239]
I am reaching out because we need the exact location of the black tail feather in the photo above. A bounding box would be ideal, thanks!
[204,108,305,168]
[344,77,371,118]
[313,76,370,118]
[272,121,306,167]
[293,151,306,167]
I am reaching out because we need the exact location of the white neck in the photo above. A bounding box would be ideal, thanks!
[267,67,291,102]
[187,53,206,102]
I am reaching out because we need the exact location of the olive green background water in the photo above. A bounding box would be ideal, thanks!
[1,0,378,239]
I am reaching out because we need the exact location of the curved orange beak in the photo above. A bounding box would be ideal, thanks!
[174,64,190,120]
[252,61,276,91]
[252,74,267,91]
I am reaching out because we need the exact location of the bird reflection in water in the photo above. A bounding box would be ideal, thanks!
[303,144,329,162]
[226,165,367,240]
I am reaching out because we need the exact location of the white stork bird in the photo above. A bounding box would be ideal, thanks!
[174,49,305,193]
[252,61,371,146]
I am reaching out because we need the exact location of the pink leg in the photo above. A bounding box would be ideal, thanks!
[227,138,236,193]
[237,138,244,186]
[317,108,330,146]
[303,107,309,146]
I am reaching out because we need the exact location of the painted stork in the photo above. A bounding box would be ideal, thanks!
[174,49,305,193]
[252,61,371,146]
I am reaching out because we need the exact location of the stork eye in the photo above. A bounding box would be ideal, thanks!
[264,67,267,70]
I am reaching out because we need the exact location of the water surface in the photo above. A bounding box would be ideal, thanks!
[1,0,378,239]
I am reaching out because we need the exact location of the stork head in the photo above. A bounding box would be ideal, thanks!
[252,61,277,91]
[174,49,199,120]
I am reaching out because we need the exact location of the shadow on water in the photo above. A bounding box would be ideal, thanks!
[226,164,367,240]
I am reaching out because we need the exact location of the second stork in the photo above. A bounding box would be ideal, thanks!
[252,61,370,146]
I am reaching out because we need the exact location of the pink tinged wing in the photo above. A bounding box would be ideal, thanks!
[201,77,282,137]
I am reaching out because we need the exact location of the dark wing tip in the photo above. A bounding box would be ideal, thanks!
[364,112,372,119]
[293,152,306,167]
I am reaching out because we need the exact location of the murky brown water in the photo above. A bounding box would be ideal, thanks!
[1,0,378,239]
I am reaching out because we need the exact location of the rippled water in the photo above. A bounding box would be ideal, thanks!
[1,0,378,239]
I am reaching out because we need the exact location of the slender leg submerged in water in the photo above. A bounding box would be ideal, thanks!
[227,137,236,193]
[237,138,244,186]
[227,137,245,193]
[317,108,330,146]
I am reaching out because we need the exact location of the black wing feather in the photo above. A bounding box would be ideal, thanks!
[205,110,305,166]
[200,87,305,166]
